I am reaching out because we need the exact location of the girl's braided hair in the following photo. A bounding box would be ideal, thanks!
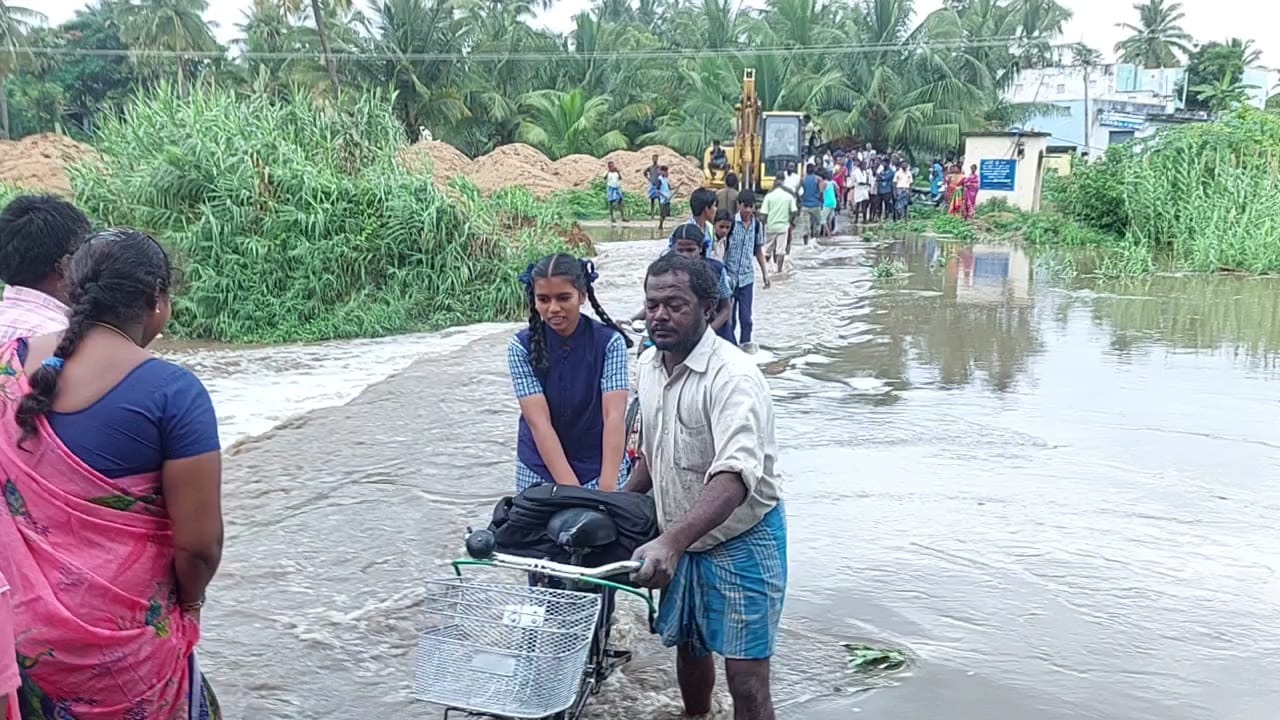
[15,228,172,448]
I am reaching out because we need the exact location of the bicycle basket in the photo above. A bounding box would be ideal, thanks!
[413,576,602,718]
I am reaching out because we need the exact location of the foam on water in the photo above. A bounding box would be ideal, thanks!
[159,322,515,445]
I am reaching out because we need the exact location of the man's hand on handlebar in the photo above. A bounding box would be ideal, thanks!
[630,536,681,589]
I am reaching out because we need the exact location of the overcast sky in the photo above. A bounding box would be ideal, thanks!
[34,0,1280,67]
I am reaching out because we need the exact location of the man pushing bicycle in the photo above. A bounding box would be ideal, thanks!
[625,254,787,720]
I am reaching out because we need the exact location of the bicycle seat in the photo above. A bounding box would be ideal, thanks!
[547,508,617,549]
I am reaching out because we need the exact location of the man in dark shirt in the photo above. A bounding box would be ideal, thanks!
[875,160,896,221]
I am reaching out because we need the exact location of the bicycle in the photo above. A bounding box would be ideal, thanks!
[624,320,648,469]
[414,512,656,720]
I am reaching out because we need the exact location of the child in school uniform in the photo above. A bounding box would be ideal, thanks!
[508,254,634,493]
[667,223,735,343]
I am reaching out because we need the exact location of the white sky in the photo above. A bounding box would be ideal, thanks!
[33,0,1280,68]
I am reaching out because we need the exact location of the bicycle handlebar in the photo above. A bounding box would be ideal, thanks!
[465,552,641,580]
[452,529,657,618]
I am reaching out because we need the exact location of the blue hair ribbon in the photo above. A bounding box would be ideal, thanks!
[41,356,64,372]
[518,263,536,289]
[579,259,599,284]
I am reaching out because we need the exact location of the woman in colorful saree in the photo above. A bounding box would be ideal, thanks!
[962,164,981,220]
[0,228,223,720]
[946,164,966,216]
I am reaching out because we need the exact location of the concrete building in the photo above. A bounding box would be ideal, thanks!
[961,132,1050,212]
[1003,63,1278,156]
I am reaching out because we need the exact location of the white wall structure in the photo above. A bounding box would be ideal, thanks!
[961,133,1050,212]
[1004,63,1277,157]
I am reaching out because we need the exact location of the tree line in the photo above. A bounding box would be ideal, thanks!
[0,0,1270,156]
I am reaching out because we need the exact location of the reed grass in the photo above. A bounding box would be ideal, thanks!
[66,86,571,343]
[1059,107,1280,274]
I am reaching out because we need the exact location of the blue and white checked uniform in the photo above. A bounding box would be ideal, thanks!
[724,215,762,290]
[508,331,629,492]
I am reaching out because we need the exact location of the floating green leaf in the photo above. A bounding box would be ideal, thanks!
[842,643,908,673]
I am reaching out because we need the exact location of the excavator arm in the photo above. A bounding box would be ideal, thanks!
[735,68,760,190]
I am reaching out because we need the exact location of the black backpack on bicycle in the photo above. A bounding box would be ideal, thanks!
[487,484,658,568]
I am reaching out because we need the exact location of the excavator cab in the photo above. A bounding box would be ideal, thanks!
[758,113,805,191]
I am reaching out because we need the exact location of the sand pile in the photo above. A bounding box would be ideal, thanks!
[398,139,704,199]
[397,140,471,180]
[548,154,601,189]
[0,133,98,195]
[466,143,565,198]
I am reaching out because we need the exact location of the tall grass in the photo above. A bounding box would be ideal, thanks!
[68,86,570,342]
[1059,108,1280,274]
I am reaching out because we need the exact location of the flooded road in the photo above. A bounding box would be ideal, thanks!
[196,231,1280,720]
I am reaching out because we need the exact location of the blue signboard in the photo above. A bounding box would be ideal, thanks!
[1098,110,1145,130]
[979,159,1017,192]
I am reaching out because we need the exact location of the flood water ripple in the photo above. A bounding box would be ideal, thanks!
[194,232,1280,720]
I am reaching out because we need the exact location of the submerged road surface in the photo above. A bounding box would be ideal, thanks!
[198,233,1280,720]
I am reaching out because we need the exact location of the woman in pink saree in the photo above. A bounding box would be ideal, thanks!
[0,228,223,720]
[962,164,981,219]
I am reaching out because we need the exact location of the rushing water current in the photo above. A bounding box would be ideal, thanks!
[190,230,1280,720]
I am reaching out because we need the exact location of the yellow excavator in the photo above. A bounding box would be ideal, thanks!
[703,68,807,192]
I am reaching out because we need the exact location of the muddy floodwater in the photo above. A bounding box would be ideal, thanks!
[191,231,1280,720]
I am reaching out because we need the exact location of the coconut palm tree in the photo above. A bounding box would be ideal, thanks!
[371,0,471,144]
[664,0,746,50]
[1011,0,1072,67]
[516,88,628,159]
[116,0,219,91]
[1224,37,1262,67]
[1114,0,1193,69]
[270,0,351,95]
[818,0,989,153]
[1191,69,1257,113]
[0,1,45,139]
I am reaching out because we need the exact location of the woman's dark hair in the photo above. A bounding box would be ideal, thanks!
[16,228,172,446]
[520,253,633,376]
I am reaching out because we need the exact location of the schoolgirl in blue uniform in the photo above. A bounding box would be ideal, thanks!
[668,222,735,343]
[507,253,633,492]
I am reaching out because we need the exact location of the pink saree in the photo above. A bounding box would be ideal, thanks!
[0,340,207,719]
[962,174,980,219]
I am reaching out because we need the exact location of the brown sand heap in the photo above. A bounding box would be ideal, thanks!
[465,143,566,198]
[0,133,98,195]
[397,139,704,198]
[548,153,600,189]
[397,140,471,181]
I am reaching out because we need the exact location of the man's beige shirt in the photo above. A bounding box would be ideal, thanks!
[637,328,781,552]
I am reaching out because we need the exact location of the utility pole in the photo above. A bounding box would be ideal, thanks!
[1083,63,1091,159]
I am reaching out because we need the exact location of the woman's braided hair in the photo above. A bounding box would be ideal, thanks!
[519,253,633,376]
[15,228,173,447]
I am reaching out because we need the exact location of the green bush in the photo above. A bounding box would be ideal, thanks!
[1057,108,1280,273]
[69,86,571,342]
[931,214,976,240]
[1055,145,1133,237]
[542,181,688,221]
